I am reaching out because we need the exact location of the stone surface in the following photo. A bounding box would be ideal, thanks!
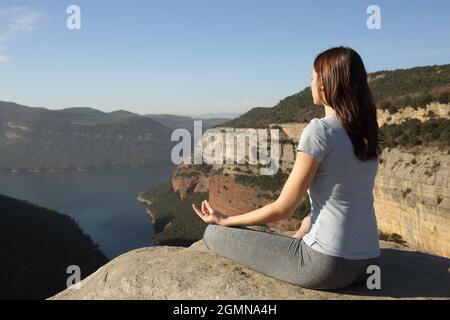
[50,233,450,300]
[376,102,449,127]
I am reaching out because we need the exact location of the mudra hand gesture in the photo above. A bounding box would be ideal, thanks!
[192,200,228,225]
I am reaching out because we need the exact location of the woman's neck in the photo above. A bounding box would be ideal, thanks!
[324,105,336,117]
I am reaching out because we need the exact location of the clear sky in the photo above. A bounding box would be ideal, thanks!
[0,0,449,115]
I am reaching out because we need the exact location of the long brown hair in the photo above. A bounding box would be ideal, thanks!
[313,46,382,161]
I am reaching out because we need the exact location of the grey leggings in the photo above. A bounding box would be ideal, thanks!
[203,224,380,291]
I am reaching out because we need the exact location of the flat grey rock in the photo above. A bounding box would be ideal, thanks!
[50,235,450,300]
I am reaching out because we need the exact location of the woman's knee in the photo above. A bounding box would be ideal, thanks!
[202,223,219,250]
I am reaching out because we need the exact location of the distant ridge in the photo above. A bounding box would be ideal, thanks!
[0,101,174,171]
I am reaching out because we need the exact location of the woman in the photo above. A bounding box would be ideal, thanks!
[192,46,382,291]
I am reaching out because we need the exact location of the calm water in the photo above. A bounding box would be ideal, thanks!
[0,164,176,259]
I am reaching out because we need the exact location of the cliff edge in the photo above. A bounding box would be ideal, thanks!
[50,231,450,300]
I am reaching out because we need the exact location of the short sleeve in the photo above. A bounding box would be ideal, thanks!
[297,118,329,161]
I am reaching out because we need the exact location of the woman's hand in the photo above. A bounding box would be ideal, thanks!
[192,200,228,225]
[292,213,312,239]
[292,229,305,239]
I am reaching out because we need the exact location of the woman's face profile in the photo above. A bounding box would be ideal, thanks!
[311,68,323,106]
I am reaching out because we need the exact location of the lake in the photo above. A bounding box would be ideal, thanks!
[0,164,176,259]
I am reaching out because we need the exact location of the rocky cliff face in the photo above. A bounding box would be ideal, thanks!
[50,230,450,300]
[170,103,450,257]
[377,102,449,127]
[208,175,272,216]
[171,164,210,200]
[374,146,449,257]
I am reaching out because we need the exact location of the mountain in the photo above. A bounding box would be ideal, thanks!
[0,101,175,171]
[59,107,108,117]
[218,64,450,128]
[0,194,108,300]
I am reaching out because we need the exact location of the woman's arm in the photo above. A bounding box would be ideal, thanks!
[220,151,320,227]
[221,201,284,227]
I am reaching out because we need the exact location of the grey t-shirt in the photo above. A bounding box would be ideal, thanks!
[297,114,381,260]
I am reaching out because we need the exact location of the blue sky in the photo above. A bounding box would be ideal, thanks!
[0,0,449,115]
